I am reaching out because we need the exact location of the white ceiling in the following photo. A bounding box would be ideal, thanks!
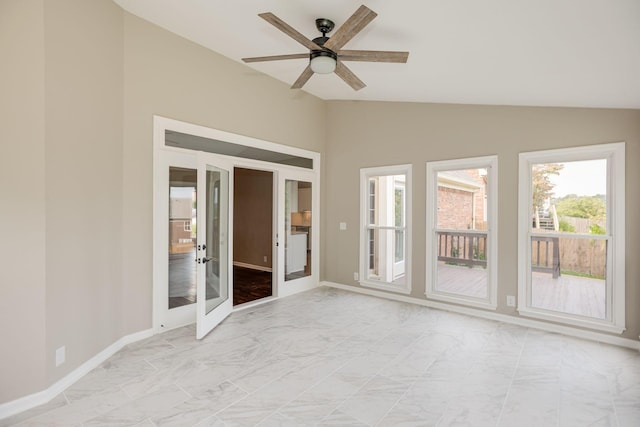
[114,0,640,108]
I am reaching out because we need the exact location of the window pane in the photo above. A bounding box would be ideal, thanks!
[368,175,406,227]
[531,159,607,234]
[436,168,487,231]
[366,228,406,285]
[531,236,607,319]
[285,180,312,281]
[435,168,488,299]
[168,167,197,309]
[529,158,608,319]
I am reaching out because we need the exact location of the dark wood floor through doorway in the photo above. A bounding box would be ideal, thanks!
[233,265,272,305]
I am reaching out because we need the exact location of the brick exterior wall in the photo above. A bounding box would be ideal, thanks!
[437,169,487,230]
[437,187,474,229]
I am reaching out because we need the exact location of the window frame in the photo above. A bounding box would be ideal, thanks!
[425,156,498,310]
[517,143,625,334]
[359,164,412,294]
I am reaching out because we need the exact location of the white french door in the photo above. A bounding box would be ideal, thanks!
[277,170,318,297]
[154,116,320,336]
[195,153,233,339]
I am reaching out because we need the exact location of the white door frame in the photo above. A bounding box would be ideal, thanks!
[152,116,321,333]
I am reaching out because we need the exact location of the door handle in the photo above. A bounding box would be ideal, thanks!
[202,256,212,264]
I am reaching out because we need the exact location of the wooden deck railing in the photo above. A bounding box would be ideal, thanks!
[436,231,561,277]
[531,236,561,278]
[437,230,487,268]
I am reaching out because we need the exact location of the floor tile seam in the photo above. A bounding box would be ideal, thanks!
[331,359,411,426]
[494,326,530,426]
[202,381,251,421]
[372,365,427,427]
[609,388,623,427]
[174,382,194,400]
[269,346,370,421]
[233,353,329,400]
[142,357,162,372]
[274,352,358,413]
[321,407,372,427]
[224,379,250,396]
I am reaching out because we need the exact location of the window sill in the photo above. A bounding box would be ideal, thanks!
[360,280,411,295]
[517,306,625,335]
[425,291,497,311]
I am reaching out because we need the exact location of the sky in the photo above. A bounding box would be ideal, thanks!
[548,159,607,198]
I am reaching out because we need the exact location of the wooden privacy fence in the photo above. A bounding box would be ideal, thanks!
[531,236,606,278]
[437,231,487,268]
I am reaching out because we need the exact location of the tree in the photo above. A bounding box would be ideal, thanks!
[532,163,563,213]
[555,195,606,220]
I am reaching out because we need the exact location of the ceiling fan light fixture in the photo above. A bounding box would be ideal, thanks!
[310,50,337,74]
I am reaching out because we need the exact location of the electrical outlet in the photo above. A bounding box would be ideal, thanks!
[353,272,359,281]
[339,222,347,230]
[263,255,267,262]
[56,346,65,367]
[506,295,516,307]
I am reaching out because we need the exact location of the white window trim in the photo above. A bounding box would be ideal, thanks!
[359,164,412,294]
[425,156,498,310]
[517,142,625,334]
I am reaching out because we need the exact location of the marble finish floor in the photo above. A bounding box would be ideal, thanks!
[3,287,639,426]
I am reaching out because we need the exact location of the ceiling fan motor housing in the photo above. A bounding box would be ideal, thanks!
[310,36,337,62]
[315,18,335,35]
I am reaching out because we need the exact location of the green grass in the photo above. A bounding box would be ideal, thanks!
[561,270,605,280]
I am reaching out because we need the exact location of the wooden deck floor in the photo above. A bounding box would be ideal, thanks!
[435,263,605,319]
[531,271,606,319]
[436,263,488,298]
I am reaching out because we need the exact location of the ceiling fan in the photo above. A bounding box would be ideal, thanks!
[242,5,409,91]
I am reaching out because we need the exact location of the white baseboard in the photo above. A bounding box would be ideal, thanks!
[321,281,640,351]
[0,328,154,421]
[233,261,272,272]
[278,278,318,298]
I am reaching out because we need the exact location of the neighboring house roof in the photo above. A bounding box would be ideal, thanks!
[438,170,483,191]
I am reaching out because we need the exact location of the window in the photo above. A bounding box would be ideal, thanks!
[518,143,625,333]
[360,164,412,293]
[426,156,498,309]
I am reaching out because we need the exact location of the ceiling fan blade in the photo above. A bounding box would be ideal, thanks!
[323,5,377,52]
[291,65,314,89]
[338,50,409,63]
[258,12,323,51]
[242,53,308,63]
[334,62,366,91]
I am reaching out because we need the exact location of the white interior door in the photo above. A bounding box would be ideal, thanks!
[196,153,233,339]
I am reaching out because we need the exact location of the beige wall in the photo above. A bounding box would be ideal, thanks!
[0,0,47,402]
[234,168,274,269]
[0,0,325,404]
[3,0,639,408]
[121,12,326,335]
[43,0,125,385]
[323,101,640,341]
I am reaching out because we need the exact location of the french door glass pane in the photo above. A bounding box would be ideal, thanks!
[435,168,488,298]
[205,166,228,314]
[285,180,312,281]
[168,167,197,309]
